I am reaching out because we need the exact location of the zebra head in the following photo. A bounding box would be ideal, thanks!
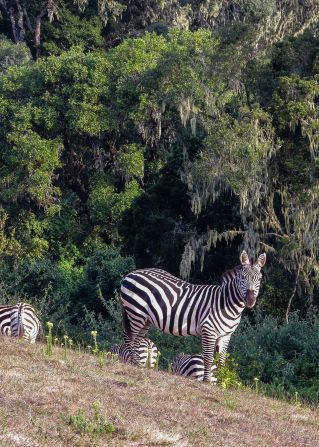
[237,251,266,308]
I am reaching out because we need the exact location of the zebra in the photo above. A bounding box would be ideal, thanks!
[120,250,266,382]
[111,337,158,367]
[0,303,42,343]
[173,353,217,382]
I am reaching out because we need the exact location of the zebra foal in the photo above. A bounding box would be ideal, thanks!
[0,302,41,343]
[121,251,266,383]
[111,337,158,367]
[173,353,217,382]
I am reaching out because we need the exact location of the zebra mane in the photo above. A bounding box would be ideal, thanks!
[221,265,242,284]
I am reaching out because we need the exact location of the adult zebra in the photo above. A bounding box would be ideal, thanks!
[111,337,158,367]
[173,353,217,382]
[0,303,42,343]
[120,251,266,382]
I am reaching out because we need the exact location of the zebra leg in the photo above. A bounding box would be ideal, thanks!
[125,323,151,366]
[121,305,143,365]
[216,334,231,365]
[201,328,217,383]
[122,332,139,365]
[131,322,151,366]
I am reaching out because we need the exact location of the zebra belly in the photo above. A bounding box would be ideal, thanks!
[152,312,200,336]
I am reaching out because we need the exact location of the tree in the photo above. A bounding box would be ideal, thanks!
[0,0,124,57]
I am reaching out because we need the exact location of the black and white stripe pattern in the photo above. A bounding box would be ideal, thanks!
[121,251,266,382]
[173,353,217,382]
[111,337,158,367]
[0,303,41,343]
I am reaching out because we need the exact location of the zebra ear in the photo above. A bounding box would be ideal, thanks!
[240,250,250,266]
[255,253,266,269]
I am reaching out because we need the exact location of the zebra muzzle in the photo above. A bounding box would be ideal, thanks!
[245,290,256,308]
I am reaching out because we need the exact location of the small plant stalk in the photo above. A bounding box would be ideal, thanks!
[45,321,53,356]
[254,377,260,394]
[154,350,161,370]
[63,335,69,360]
[98,351,106,368]
[91,331,98,354]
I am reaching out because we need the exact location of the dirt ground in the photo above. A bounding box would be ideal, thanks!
[0,337,318,447]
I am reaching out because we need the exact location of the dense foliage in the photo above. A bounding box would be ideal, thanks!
[0,1,319,402]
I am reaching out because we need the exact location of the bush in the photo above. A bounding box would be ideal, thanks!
[230,312,319,402]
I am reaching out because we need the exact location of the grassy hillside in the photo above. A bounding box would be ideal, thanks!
[0,338,318,447]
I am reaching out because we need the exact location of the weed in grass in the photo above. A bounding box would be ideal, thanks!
[106,352,119,364]
[254,377,260,394]
[111,352,119,363]
[45,321,53,357]
[222,385,237,411]
[63,335,69,360]
[128,430,144,442]
[294,391,302,408]
[96,351,118,368]
[215,353,242,389]
[189,426,209,440]
[155,350,161,370]
[146,348,151,369]
[97,351,106,368]
[91,331,98,354]
[66,401,115,439]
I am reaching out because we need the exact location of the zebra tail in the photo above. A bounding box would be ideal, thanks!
[122,305,132,341]
[17,304,25,338]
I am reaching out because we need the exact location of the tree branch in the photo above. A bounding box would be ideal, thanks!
[265,232,287,239]
[285,265,301,324]
[23,7,34,33]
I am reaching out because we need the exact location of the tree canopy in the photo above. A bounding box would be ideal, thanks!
[0,2,318,330]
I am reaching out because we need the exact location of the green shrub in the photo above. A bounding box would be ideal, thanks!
[215,353,242,389]
[230,312,319,402]
[67,401,115,437]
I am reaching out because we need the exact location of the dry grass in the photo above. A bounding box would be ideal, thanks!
[0,337,318,447]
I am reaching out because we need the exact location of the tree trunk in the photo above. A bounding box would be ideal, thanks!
[0,0,26,43]
[35,8,47,59]
[285,266,300,324]
[15,0,25,42]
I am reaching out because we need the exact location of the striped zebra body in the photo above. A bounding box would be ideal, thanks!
[111,338,158,367]
[173,353,217,382]
[121,251,266,382]
[0,303,41,343]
